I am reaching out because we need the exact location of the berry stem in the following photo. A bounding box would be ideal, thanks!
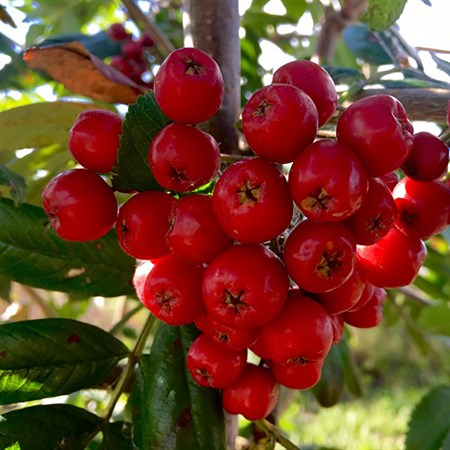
[254,418,300,450]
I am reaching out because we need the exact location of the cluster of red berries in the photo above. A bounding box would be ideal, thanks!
[41,46,450,422]
[108,22,154,87]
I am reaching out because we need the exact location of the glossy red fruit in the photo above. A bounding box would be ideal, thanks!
[116,191,174,260]
[336,94,414,177]
[283,220,356,293]
[318,263,366,315]
[166,194,233,263]
[195,313,259,352]
[212,158,293,244]
[270,359,324,390]
[186,333,247,389]
[42,169,117,242]
[329,314,344,344]
[346,281,375,312]
[272,60,337,126]
[154,47,224,124]
[345,177,397,245]
[379,172,400,192]
[344,287,386,328]
[357,227,427,288]
[260,291,333,364]
[393,177,450,240]
[141,253,205,325]
[108,23,131,41]
[222,363,279,421]
[149,123,221,193]
[132,259,157,302]
[68,110,122,173]
[402,132,449,181]
[242,84,318,163]
[289,139,368,222]
[202,244,289,328]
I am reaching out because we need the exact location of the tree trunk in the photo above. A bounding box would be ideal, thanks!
[182,0,241,155]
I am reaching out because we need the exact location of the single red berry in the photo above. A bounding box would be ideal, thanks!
[166,194,233,263]
[212,158,293,244]
[379,172,400,192]
[195,313,259,352]
[344,287,386,328]
[108,23,131,41]
[242,83,318,163]
[346,281,375,312]
[110,56,145,82]
[270,359,324,390]
[260,291,333,365]
[116,191,175,260]
[149,123,220,193]
[356,227,427,288]
[345,177,397,245]
[393,177,450,240]
[318,263,367,315]
[132,259,157,302]
[121,40,145,60]
[222,363,279,421]
[272,59,337,126]
[402,132,449,181]
[42,169,117,242]
[141,253,205,325]
[186,333,247,389]
[202,244,289,328]
[68,110,122,173]
[336,94,414,177]
[138,32,154,48]
[154,47,224,124]
[288,139,368,222]
[283,220,356,293]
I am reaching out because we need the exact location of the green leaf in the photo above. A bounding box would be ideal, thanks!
[0,404,101,450]
[0,318,129,404]
[0,198,135,297]
[364,0,407,31]
[131,323,226,450]
[0,101,108,152]
[0,164,27,205]
[418,304,450,337]
[112,91,170,193]
[100,422,134,450]
[340,335,363,398]
[406,385,450,450]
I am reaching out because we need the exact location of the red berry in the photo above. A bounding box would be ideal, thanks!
[283,220,356,293]
[337,94,414,177]
[141,253,205,325]
[132,259,157,302]
[138,32,154,48]
[202,244,289,328]
[270,359,324,390]
[379,171,400,192]
[393,177,450,240]
[222,363,279,421]
[166,194,233,263]
[186,333,247,388]
[345,177,397,245]
[242,84,318,163]
[116,191,174,260]
[121,40,145,60]
[154,47,224,124]
[329,314,344,344]
[195,313,259,352]
[149,123,220,193]
[260,291,333,364]
[42,169,117,242]
[344,287,386,328]
[108,23,131,41]
[347,281,375,312]
[402,132,449,181]
[288,139,368,222]
[68,110,122,173]
[318,263,367,315]
[272,59,337,126]
[212,158,293,244]
[357,227,427,288]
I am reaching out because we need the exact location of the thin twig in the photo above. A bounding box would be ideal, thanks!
[109,303,144,335]
[254,418,300,450]
[121,0,175,58]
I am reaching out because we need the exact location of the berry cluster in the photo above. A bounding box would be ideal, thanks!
[108,22,154,87]
[41,47,450,422]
